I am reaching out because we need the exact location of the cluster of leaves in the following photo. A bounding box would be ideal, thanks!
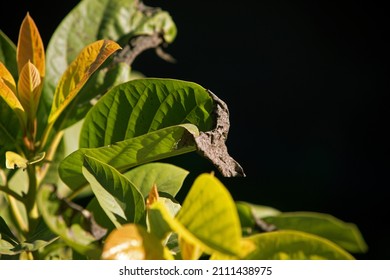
[0,0,367,259]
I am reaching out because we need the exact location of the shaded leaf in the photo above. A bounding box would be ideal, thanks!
[0,217,58,256]
[236,201,280,233]
[86,197,116,233]
[0,217,19,247]
[82,155,145,228]
[37,184,105,259]
[0,30,17,79]
[0,100,20,169]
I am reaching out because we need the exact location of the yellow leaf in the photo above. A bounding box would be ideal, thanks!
[47,39,121,125]
[17,12,45,78]
[0,61,17,92]
[0,63,26,126]
[101,224,166,260]
[179,235,203,260]
[17,61,42,119]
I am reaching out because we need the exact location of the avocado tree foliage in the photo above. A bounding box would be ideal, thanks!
[0,0,367,260]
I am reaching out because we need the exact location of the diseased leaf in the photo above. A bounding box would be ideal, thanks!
[194,90,245,177]
[16,13,45,78]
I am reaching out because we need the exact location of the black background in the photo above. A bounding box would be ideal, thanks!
[1,1,388,259]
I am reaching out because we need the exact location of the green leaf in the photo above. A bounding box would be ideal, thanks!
[242,230,355,260]
[39,0,177,133]
[0,30,17,79]
[86,197,116,233]
[263,212,368,253]
[59,123,199,191]
[80,78,213,148]
[0,217,19,247]
[82,155,145,228]
[236,201,281,228]
[37,184,105,259]
[147,195,181,242]
[0,99,20,168]
[1,215,59,256]
[123,162,189,198]
[45,0,176,93]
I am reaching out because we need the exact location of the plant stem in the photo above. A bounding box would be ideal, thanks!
[25,164,39,232]
[0,185,25,202]
[36,130,64,184]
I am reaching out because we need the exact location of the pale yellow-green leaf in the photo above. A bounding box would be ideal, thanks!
[148,173,243,259]
[17,13,45,78]
[176,173,242,257]
[5,151,45,170]
[210,239,256,260]
[5,151,28,170]
[47,39,121,125]
[101,224,169,260]
[17,61,42,119]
